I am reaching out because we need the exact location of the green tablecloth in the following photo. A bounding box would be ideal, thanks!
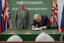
[0,28,61,41]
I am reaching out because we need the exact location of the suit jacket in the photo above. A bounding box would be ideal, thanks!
[15,8,30,28]
[32,15,50,28]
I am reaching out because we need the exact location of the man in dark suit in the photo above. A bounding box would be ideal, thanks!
[32,14,50,30]
[15,2,30,29]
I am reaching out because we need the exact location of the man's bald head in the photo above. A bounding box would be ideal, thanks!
[34,14,41,22]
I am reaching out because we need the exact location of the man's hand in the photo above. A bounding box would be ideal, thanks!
[39,26,46,30]
[32,26,35,29]
[39,27,44,30]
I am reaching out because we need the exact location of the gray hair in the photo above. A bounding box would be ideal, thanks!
[34,14,41,20]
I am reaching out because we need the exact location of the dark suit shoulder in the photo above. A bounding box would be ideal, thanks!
[25,8,29,10]
[16,9,20,12]
[41,15,47,17]
[41,15,48,19]
[25,8,29,11]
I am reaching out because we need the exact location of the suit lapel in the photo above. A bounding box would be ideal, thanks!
[18,9,21,15]
[24,9,27,17]
[19,9,24,18]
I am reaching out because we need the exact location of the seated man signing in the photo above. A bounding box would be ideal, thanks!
[32,14,50,30]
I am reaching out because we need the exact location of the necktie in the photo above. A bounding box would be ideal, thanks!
[21,10,24,17]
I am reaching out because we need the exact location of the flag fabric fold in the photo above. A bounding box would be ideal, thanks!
[50,0,58,25]
[0,0,5,33]
[61,5,64,32]
[0,0,11,33]
[3,0,12,30]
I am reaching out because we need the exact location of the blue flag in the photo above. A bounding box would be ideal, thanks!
[61,5,64,32]
[0,0,5,33]
[61,5,64,27]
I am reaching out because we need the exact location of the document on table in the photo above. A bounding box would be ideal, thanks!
[32,28,42,30]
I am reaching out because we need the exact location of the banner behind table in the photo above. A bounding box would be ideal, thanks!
[9,0,52,28]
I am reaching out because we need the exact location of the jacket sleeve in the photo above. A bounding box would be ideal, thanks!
[15,11,18,27]
[45,16,51,28]
[32,20,36,26]
[27,10,30,27]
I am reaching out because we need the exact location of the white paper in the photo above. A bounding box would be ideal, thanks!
[32,28,42,30]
